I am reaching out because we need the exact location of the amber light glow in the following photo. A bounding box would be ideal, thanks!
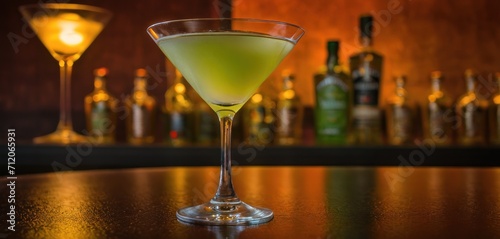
[59,22,84,45]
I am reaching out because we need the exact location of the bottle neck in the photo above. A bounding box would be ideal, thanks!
[94,77,107,91]
[465,77,475,93]
[326,53,339,73]
[173,82,187,95]
[431,79,441,93]
[360,36,373,50]
[134,78,148,92]
[283,77,294,91]
[395,79,406,98]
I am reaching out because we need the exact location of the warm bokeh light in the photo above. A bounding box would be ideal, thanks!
[174,83,186,94]
[92,92,109,101]
[59,27,83,45]
[251,93,263,103]
[283,89,295,99]
[57,12,84,46]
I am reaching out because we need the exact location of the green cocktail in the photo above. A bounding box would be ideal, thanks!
[157,32,294,113]
[148,18,304,225]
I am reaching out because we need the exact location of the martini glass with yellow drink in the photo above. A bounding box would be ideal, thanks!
[148,18,304,225]
[20,4,112,144]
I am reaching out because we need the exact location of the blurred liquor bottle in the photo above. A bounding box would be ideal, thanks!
[125,68,157,144]
[314,40,350,145]
[231,112,244,145]
[276,70,303,145]
[422,71,453,145]
[349,14,384,145]
[164,69,194,146]
[455,69,488,145]
[84,67,118,144]
[386,76,413,145]
[489,72,500,145]
[190,79,218,146]
[242,90,276,145]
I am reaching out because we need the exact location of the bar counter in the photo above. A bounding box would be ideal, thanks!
[1,166,499,238]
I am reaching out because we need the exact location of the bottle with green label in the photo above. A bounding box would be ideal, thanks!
[314,40,351,144]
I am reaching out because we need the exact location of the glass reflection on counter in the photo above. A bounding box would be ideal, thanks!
[325,167,376,238]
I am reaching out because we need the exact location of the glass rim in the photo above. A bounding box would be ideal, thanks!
[146,18,306,44]
[147,17,305,33]
[19,3,112,16]
[148,17,305,28]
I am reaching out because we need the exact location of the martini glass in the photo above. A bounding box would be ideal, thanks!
[19,4,112,144]
[148,18,304,225]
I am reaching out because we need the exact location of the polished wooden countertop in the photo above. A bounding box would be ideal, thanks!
[1,166,499,238]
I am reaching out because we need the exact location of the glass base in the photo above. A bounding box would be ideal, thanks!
[177,200,273,225]
[34,129,88,144]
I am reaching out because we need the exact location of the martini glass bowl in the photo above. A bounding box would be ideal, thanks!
[19,3,112,144]
[148,18,304,225]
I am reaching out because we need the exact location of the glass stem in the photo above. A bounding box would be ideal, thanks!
[57,60,74,132]
[213,110,238,203]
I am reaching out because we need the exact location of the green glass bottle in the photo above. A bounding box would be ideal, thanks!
[314,40,350,144]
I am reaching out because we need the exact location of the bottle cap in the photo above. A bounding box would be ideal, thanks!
[359,15,373,38]
[430,71,442,80]
[464,69,476,78]
[94,67,108,77]
[327,40,339,54]
[135,68,148,78]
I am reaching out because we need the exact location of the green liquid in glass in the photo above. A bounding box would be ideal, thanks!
[157,32,294,113]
